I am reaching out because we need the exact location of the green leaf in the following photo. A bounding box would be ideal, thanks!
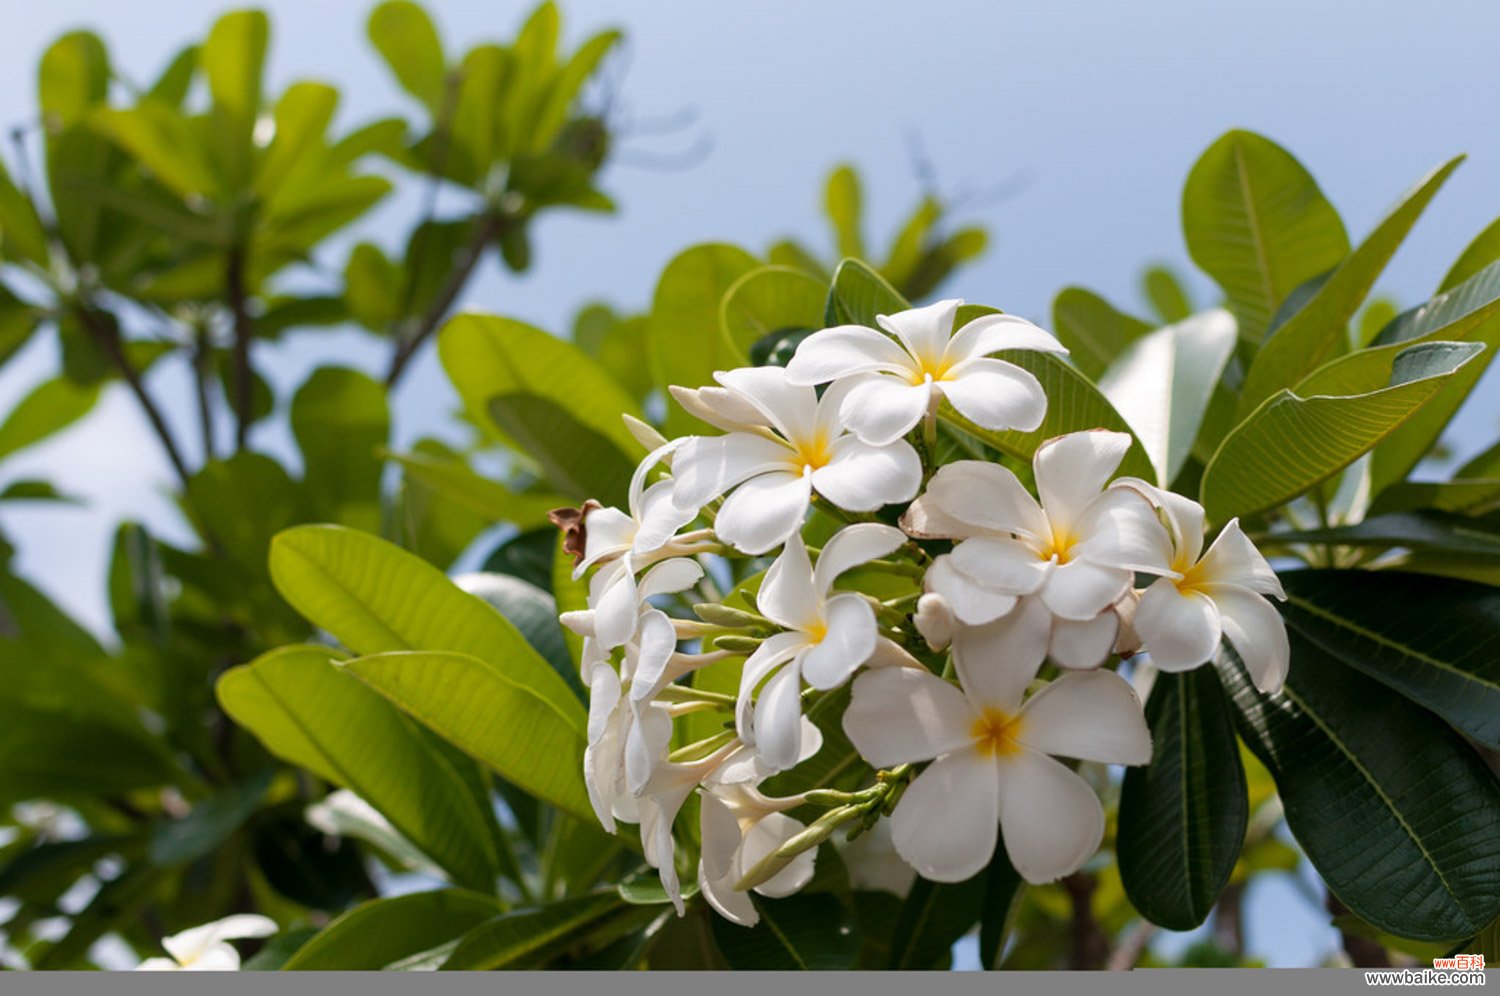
[254,81,339,200]
[712,892,859,970]
[344,242,402,330]
[149,771,270,866]
[0,377,101,462]
[441,891,629,969]
[387,448,565,529]
[1099,309,1238,486]
[341,650,591,823]
[1267,511,1500,557]
[217,645,502,891]
[203,9,269,190]
[1238,156,1463,416]
[1278,570,1500,750]
[39,31,109,127]
[268,524,582,726]
[146,44,198,107]
[720,265,827,358]
[439,314,642,504]
[1182,129,1349,345]
[976,848,1024,970]
[455,570,580,698]
[283,889,504,970]
[186,453,304,573]
[1118,667,1248,930]
[1441,217,1500,292]
[290,367,389,532]
[1199,340,1484,523]
[0,160,51,266]
[95,104,219,199]
[824,256,906,327]
[1050,286,1154,381]
[1218,637,1500,940]
[1142,265,1193,323]
[1368,479,1500,517]
[367,1,448,113]
[886,867,988,969]
[825,165,865,259]
[648,244,759,435]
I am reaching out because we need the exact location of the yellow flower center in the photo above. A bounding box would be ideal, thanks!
[971,708,1026,758]
[1036,525,1077,565]
[1173,558,1210,595]
[905,353,953,386]
[806,618,828,643]
[794,430,833,474]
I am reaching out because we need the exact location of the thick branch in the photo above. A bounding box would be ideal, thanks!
[192,324,216,462]
[225,244,254,451]
[1062,872,1109,970]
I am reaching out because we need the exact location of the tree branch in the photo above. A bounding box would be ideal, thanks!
[225,244,254,451]
[1062,871,1109,970]
[192,322,216,462]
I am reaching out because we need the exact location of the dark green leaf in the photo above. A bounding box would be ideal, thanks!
[712,892,859,970]
[284,889,505,970]
[1050,286,1154,382]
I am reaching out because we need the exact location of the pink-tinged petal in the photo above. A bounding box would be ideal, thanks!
[839,376,932,447]
[944,313,1068,364]
[1016,669,1152,765]
[877,299,961,366]
[747,812,817,897]
[923,555,1018,626]
[634,479,696,555]
[1071,487,1175,575]
[939,358,1048,433]
[1033,430,1132,531]
[671,433,795,510]
[951,596,1051,713]
[1049,611,1119,670]
[843,667,978,766]
[890,749,1000,883]
[996,750,1105,884]
[801,593,877,689]
[950,535,1053,595]
[1197,519,1284,597]
[900,460,1048,541]
[753,660,808,771]
[716,366,821,442]
[1038,558,1131,622]
[715,471,814,554]
[637,557,704,601]
[813,436,922,510]
[1209,584,1290,693]
[785,325,914,384]
[813,522,907,595]
[1134,577,1222,671]
[758,530,821,632]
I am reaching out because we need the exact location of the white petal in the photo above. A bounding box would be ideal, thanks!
[590,561,639,650]
[877,299,960,366]
[758,529,820,632]
[182,944,242,971]
[785,325,914,384]
[700,860,759,927]
[996,750,1104,884]
[838,376,932,447]
[923,554,1018,626]
[843,667,977,766]
[891,749,999,883]
[753,659,808,771]
[135,958,181,971]
[1197,520,1285,597]
[944,313,1068,364]
[939,358,1048,433]
[1038,558,1131,622]
[698,790,742,882]
[813,523,907,595]
[669,384,768,433]
[1033,430,1132,531]
[634,479,696,555]
[625,701,673,795]
[717,366,820,443]
[1210,584,1290,693]
[951,596,1051,713]
[1071,487,1175,575]
[913,592,955,651]
[746,812,816,897]
[900,461,1049,541]
[715,471,813,555]
[735,632,809,745]
[950,535,1053,595]
[577,506,635,572]
[627,609,680,700]
[637,557,705,600]
[800,593,877,689]
[1119,479,1204,566]
[161,915,277,966]
[1016,669,1152,765]
[1049,611,1119,670]
[1134,577,1221,671]
[812,436,922,511]
[671,433,795,510]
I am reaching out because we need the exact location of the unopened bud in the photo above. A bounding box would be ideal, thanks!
[734,805,859,892]
[913,592,955,651]
[711,635,763,654]
[693,603,765,629]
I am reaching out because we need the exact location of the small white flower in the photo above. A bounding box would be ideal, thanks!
[784,299,1067,446]
[902,431,1170,627]
[842,617,1151,885]
[670,366,921,554]
[736,523,906,770]
[1122,483,1290,693]
[135,914,277,971]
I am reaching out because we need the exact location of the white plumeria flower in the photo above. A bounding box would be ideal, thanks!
[784,299,1067,446]
[636,737,743,914]
[901,431,1170,627]
[837,816,916,897]
[920,589,1128,672]
[736,523,907,770]
[842,620,1151,884]
[1122,483,1290,693]
[670,366,921,554]
[135,914,277,971]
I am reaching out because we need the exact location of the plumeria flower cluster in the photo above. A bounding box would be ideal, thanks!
[551,298,1289,925]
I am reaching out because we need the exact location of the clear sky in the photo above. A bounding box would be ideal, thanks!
[4,0,1499,967]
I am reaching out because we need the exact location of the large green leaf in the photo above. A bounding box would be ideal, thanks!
[455,570,579,697]
[1099,309,1237,486]
[1218,637,1500,940]
[712,892,860,970]
[290,367,389,532]
[283,889,504,970]
[824,256,906,328]
[202,9,268,191]
[1199,340,1484,522]
[0,377,101,461]
[217,645,501,892]
[1118,667,1247,930]
[441,891,631,969]
[886,864,987,969]
[95,104,219,199]
[1442,218,1500,292]
[1266,511,1500,558]
[1050,286,1153,381]
[719,265,827,358]
[647,243,759,435]
[386,448,566,529]
[1238,156,1463,415]
[269,524,582,726]
[1277,570,1500,750]
[367,1,447,114]
[1182,130,1349,345]
[341,650,592,823]
[487,393,636,506]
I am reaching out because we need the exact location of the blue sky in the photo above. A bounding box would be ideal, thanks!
[4,0,1500,967]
